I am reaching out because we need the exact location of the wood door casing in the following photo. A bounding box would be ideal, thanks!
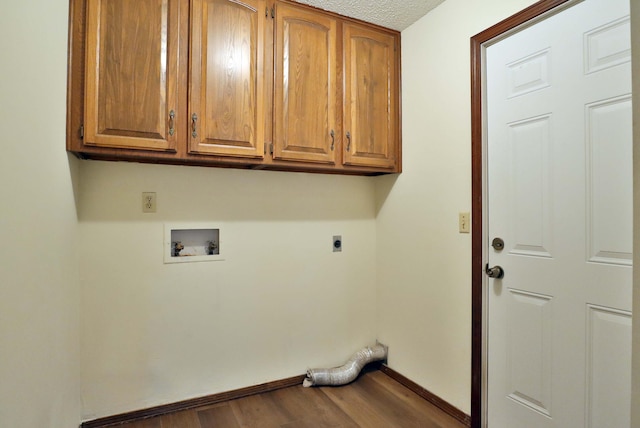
[84,0,179,152]
[343,23,397,169]
[470,1,628,427]
[273,2,338,164]
[189,0,265,158]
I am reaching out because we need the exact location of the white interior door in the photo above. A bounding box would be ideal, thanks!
[486,0,632,426]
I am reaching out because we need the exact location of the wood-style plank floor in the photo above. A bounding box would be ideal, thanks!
[116,370,467,428]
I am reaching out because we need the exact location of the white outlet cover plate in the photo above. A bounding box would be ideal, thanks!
[142,192,157,213]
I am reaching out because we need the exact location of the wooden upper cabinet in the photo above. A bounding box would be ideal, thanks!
[273,2,338,164]
[343,23,398,169]
[69,0,401,173]
[84,0,180,152]
[189,0,266,158]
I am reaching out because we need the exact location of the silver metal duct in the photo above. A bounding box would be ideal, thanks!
[303,343,388,387]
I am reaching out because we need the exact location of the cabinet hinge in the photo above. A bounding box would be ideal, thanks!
[79,124,84,139]
[271,7,275,19]
[265,6,268,17]
[269,143,274,155]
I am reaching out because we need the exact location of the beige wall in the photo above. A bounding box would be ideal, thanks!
[78,161,378,418]
[381,0,639,418]
[0,1,81,427]
[376,0,543,414]
[631,0,640,425]
[2,0,638,425]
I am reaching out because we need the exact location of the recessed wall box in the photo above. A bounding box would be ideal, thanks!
[164,223,224,264]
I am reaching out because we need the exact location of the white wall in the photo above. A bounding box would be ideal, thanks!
[376,0,539,414]
[76,0,640,423]
[2,0,636,424]
[631,0,640,425]
[0,2,81,427]
[78,161,378,419]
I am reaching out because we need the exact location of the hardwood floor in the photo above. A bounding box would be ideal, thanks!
[115,370,468,428]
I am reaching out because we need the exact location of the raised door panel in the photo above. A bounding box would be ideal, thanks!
[84,0,179,151]
[273,2,337,164]
[585,305,632,428]
[343,24,397,169]
[189,0,265,158]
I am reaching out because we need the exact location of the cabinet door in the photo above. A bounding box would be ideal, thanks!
[343,23,398,169]
[273,2,338,164]
[189,0,266,158]
[84,0,180,152]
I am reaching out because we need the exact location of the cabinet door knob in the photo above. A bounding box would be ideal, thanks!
[330,129,335,151]
[191,113,198,138]
[346,131,351,152]
[168,110,175,136]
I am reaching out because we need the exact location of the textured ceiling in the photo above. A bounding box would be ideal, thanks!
[293,0,446,31]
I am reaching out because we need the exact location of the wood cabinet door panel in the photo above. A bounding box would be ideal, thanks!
[343,24,397,169]
[189,0,265,158]
[273,3,337,164]
[84,0,179,151]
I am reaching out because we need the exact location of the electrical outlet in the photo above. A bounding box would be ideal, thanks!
[142,192,157,213]
[459,212,470,233]
[333,235,342,252]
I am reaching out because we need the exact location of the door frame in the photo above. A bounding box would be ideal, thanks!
[470,1,575,426]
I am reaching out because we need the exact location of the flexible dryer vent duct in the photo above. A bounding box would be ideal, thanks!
[303,343,387,387]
